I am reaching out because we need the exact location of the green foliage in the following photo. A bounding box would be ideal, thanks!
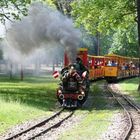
[109,24,139,57]
[0,0,31,23]
[44,0,73,16]
[71,0,136,34]
[99,34,113,55]
[119,77,140,102]
[71,0,138,57]
[42,0,55,7]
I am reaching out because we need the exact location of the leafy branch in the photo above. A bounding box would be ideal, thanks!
[0,0,31,24]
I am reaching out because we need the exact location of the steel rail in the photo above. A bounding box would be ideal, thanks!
[28,111,74,140]
[5,108,64,140]
[111,84,140,113]
[120,94,140,113]
[107,85,133,140]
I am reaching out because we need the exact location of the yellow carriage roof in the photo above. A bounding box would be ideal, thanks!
[88,55,105,58]
[105,53,122,57]
[105,54,132,59]
[105,54,139,62]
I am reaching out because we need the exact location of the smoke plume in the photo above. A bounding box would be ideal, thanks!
[5,2,81,64]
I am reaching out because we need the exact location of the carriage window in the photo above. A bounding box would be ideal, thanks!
[106,60,117,66]
[88,59,93,68]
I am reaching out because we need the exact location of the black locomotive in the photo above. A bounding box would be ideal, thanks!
[56,64,89,108]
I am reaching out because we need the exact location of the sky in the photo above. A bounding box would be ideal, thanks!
[0,24,5,37]
[0,21,11,38]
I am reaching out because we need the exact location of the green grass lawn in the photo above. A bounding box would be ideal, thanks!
[0,75,59,134]
[118,77,140,103]
[59,81,119,140]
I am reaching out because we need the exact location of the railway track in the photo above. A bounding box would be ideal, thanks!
[107,84,140,140]
[5,108,74,140]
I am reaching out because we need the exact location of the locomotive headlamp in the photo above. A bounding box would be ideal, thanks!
[58,90,62,94]
[71,66,74,70]
[81,91,85,95]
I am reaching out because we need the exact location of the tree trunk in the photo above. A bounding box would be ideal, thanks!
[35,59,40,76]
[53,0,72,16]
[136,0,140,91]
[20,64,23,81]
[9,63,13,80]
[52,59,55,72]
[95,31,100,56]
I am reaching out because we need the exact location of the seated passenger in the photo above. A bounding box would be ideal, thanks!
[125,64,129,70]
[107,61,112,66]
[122,63,126,70]
[94,62,98,69]
[111,60,117,66]
[132,63,136,69]
[97,61,101,68]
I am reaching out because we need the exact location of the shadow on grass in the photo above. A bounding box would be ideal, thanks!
[0,93,56,111]
[0,76,58,111]
[80,81,120,112]
[0,76,122,112]
[0,75,58,84]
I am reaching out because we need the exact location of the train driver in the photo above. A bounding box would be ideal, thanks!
[75,57,88,76]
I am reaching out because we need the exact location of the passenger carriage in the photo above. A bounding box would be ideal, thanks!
[88,55,105,80]
[104,54,139,82]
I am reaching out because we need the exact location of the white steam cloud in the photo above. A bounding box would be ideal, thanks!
[4,2,81,64]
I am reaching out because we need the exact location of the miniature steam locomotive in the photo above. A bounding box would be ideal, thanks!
[53,48,90,108]
[56,64,89,108]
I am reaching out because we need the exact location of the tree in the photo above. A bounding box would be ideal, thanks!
[45,0,73,16]
[71,0,136,34]
[110,24,139,57]
[71,0,137,53]
[136,0,140,91]
[0,0,31,23]
[0,0,31,80]
[71,0,140,90]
